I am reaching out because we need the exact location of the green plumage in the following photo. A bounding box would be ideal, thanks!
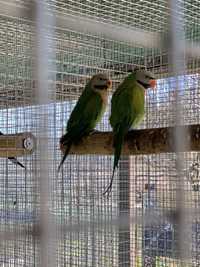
[58,76,108,171]
[67,88,106,139]
[104,72,145,195]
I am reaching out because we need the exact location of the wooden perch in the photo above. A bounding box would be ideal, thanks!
[0,132,36,157]
[60,125,200,155]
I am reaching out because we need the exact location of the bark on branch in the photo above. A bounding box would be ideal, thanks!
[60,125,200,155]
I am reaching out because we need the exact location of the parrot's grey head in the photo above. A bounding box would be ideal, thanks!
[134,69,156,90]
[90,73,112,91]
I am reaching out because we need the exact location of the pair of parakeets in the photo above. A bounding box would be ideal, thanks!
[58,68,156,196]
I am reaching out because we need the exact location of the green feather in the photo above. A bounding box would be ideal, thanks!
[67,87,105,138]
[103,73,145,196]
[58,82,106,172]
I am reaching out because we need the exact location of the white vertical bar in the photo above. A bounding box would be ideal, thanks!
[168,0,191,263]
[35,1,56,267]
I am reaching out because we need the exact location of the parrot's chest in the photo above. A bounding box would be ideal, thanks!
[131,87,145,125]
[97,90,108,106]
[92,91,108,124]
[132,89,145,113]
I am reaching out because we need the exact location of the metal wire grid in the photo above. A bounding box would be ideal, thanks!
[0,0,200,267]
[5,0,200,32]
[132,153,200,266]
[0,17,34,108]
[49,0,200,36]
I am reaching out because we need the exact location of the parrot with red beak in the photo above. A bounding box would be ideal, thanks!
[103,68,156,196]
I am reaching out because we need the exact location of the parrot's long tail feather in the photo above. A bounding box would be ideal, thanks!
[103,125,125,197]
[8,157,25,168]
[102,166,116,196]
[57,141,72,172]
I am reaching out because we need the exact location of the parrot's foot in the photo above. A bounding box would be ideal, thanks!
[60,133,68,146]
[128,129,139,133]
[89,129,100,135]
[60,133,70,151]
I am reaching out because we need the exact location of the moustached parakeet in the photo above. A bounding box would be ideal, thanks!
[58,73,112,171]
[103,68,156,196]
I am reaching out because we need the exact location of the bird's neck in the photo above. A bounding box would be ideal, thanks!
[96,89,108,105]
[126,73,145,92]
[135,80,145,92]
[127,72,136,81]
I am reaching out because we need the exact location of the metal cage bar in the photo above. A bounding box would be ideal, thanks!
[0,0,199,266]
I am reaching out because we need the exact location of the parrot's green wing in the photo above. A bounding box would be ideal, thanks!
[103,76,145,195]
[58,87,105,172]
[67,88,104,140]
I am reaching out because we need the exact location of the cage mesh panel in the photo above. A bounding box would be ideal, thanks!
[51,0,199,35]
[0,0,200,267]
[5,0,200,32]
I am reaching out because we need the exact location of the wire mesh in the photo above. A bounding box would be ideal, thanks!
[0,0,200,266]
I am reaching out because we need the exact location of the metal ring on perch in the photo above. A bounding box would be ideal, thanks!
[0,132,36,157]
[23,137,34,151]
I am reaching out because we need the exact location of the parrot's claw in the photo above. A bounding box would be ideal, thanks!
[60,133,68,146]
[89,129,100,135]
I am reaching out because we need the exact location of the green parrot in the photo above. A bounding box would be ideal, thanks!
[103,68,156,195]
[58,73,112,171]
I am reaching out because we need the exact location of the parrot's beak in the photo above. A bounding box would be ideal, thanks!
[94,79,112,90]
[149,79,156,89]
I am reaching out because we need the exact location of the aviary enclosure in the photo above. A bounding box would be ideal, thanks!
[0,0,200,266]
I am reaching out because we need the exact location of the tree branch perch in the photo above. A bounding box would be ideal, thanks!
[60,125,200,155]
